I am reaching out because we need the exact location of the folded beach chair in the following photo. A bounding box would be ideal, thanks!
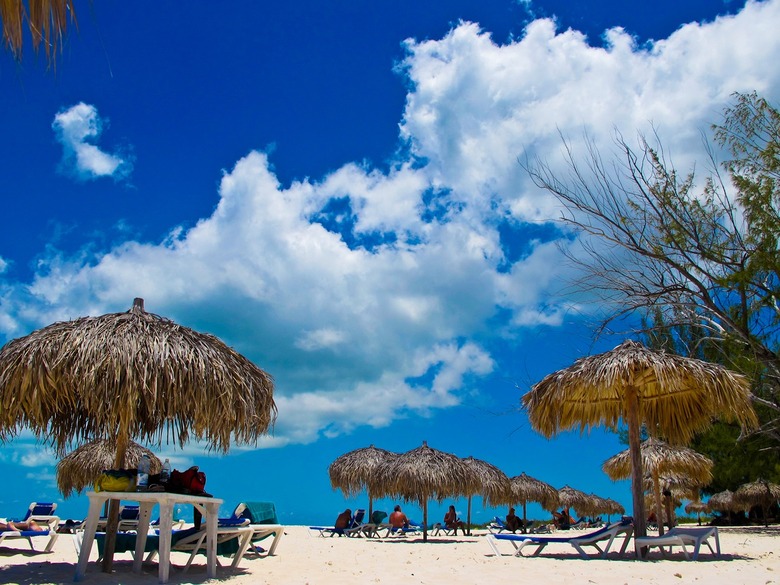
[144,520,255,572]
[635,525,721,561]
[488,516,509,534]
[0,501,60,553]
[485,520,634,559]
[228,501,284,555]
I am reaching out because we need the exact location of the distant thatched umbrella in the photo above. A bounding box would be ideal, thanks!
[599,498,625,521]
[685,500,709,525]
[558,485,597,518]
[734,479,780,527]
[524,339,756,544]
[603,437,713,535]
[329,445,397,521]
[57,439,162,498]
[509,473,559,532]
[0,298,276,572]
[708,490,738,520]
[368,441,478,542]
[461,456,511,535]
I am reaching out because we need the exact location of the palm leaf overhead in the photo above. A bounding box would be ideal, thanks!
[603,437,713,535]
[0,0,76,67]
[523,339,757,545]
[329,444,397,520]
[57,439,162,498]
[368,441,478,542]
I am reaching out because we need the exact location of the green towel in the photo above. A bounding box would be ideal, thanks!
[239,502,278,524]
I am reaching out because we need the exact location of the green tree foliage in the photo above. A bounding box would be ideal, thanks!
[525,92,780,489]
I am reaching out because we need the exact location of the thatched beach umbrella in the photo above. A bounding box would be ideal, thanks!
[329,444,397,521]
[708,489,738,523]
[509,473,559,532]
[734,479,780,527]
[461,456,511,535]
[558,485,597,518]
[685,500,709,525]
[0,298,276,571]
[599,497,625,521]
[368,441,478,542]
[523,339,757,544]
[603,437,713,535]
[57,439,162,498]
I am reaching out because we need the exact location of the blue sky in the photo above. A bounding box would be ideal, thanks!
[0,0,777,527]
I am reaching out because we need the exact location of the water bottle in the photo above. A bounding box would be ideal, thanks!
[160,458,171,484]
[137,454,150,491]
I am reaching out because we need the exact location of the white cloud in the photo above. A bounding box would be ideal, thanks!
[3,0,780,447]
[52,102,134,182]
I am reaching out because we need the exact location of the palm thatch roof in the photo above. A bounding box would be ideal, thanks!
[523,339,756,543]
[461,456,511,507]
[0,0,76,67]
[708,490,738,513]
[685,501,708,514]
[57,439,162,498]
[603,437,713,535]
[329,444,397,520]
[557,485,598,517]
[0,298,276,460]
[510,473,559,510]
[461,456,511,535]
[734,479,780,527]
[507,473,559,532]
[368,441,478,542]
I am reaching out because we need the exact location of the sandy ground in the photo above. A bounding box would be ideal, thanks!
[0,524,777,585]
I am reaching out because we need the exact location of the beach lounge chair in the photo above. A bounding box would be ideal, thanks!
[0,501,60,552]
[635,526,721,561]
[142,519,255,572]
[309,509,366,537]
[229,501,284,555]
[488,516,509,534]
[485,520,634,559]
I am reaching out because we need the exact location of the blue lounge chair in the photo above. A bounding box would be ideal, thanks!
[227,502,284,555]
[0,502,60,552]
[309,509,366,537]
[488,516,509,534]
[485,520,634,559]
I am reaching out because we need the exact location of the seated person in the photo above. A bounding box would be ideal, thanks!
[0,518,44,531]
[553,509,571,530]
[334,508,352,533]
[505,507,523,533]
[389,505,410,530]
[444,505,465,535]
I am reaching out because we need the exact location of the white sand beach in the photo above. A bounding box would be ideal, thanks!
[0,524,778,585]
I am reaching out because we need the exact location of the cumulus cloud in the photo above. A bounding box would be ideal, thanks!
[52,102,134,182]
[3,0,780,447]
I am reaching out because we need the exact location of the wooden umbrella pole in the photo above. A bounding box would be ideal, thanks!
[626,384,647,555]
[102,431,130,572]
[423,499,428,542]
[522,501,528,534]
[467,496,472,536]
[653,473,664,536]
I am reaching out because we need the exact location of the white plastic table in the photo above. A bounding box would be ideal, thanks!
[74,490,223,583]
